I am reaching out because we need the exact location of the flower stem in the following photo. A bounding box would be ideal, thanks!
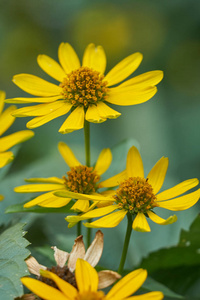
[118,213,133,274]
[84,119,91,247]
[77,218,82,236]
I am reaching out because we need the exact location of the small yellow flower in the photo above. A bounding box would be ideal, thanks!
[6,43,163,133]
[21,258,164,300]
[14,142,116,211]
[64,146,200,232]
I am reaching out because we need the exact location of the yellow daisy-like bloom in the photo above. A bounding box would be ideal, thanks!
[14,142,117,211]
[6,43,163,133]
[21,258,164,300]
[64,146,200,232]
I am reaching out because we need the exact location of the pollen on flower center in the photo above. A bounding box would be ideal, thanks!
[63,165,101,194]
[75,291,105,300]
[39,266,77,289]
[114,177,157,214]
[60,66,109,108]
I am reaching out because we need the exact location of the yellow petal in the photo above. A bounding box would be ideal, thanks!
[58,141,81,167]
[94,148,112,176]
[96,102,121,119]
[106,268,147,299]
[100,170,127,188]
[0,130,34,152]
[0,90,6,114]
[26,103,72,129]
[126,291,164,300]
[132,212,151,232]
[23,191,67,208]
[0,151,14,168]
[15,183,63,193]
[75,259,98,292]
[25,177,64,184]
[84,210,127,228]
[85,105,106,123]
[126,146,144,178]
[147,157,168,194]
[104,52,143,86]
[37,54,66,82]
[21,277,70,300]
[107,86,157,106]
[147,211,177,225]
[5,95,63,104]
[71,199,90,212]
[157,178,199,201]
[38,197,71,208]
[0,105,16,136]
[58,42,80,73]
[55,190,114,202]
[0,194,4,201]
[12,101,66,117]
[157,188,200,211]
[13,74,62,96]
[82,43,106,74]
[40,269,77,298]
[59,106,84,134]
[119,70,164,88]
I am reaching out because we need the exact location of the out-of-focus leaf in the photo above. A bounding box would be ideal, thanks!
[0,223,30,300]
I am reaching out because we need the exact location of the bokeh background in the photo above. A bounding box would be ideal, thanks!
[0,0,200,297]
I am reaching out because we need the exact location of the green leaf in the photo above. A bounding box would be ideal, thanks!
[0,223,30,300]
[5,200,74,214]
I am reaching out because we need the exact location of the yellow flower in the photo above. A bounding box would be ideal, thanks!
[14,142,116,211]
[64,146,200,232]
[21,258,164,300]
[6,43,163,133]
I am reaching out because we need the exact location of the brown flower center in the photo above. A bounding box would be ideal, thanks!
[60,66,109,108]
[114,177,157,214]
[63,165,101,194]
[75,291,105,300]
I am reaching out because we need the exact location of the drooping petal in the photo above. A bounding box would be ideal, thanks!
[126,146,144,178]
[147,157,169,194]
[84,210,127,228]
[15,184,63,193]
[84,230,103,267]
[82,44,106,74]
[26,103,72,129]
[0,90,6,114]
[147,211,177,225]
[5,95,63,104]
[106,268,147,300]
[0,130,34,152]
[85,105,106,123]
[52,246,70,268]
[55,190,114,202]
[126,291,164,300]
[58,42,80,73]
[119,70,164,88]
[25,177,65,184]
[157,189,200,211]
[94,148,112,176]
[58,142,81,167]
[68,236,85,272]
[100,170,127,188]
[25,256,47,276]
[0,151,14,168]
[59,106,85,134]
[98,270,121,289]
[0,105,16,136]
[71,199,90,212]
[75,259,98,292]
[107,86,157,106]
[13,74,62,96]
[21,277,70,300]
[156,178,199,201]
[37,54,66,82]
[132,212,151,232]
[104,52,143,86]
[96,102,121,119]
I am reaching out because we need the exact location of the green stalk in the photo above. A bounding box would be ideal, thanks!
[84,119,92,247]
[118,213,133,274]
[77,218,82,236]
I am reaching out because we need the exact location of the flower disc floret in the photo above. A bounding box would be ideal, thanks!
[64,165,101,194]
[75,291,105,300]
[60,66,109,108]
[114,176,157,214]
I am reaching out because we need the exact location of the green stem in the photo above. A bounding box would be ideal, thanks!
[84,119,91,247]
[77,218,82,236]
[118,213,133,274]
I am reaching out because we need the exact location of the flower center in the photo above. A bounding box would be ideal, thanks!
[60,66,109,108]
[39,266,77,289]
[114,177,157,214]
[75,291,105,300]
[63,165,101,194]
